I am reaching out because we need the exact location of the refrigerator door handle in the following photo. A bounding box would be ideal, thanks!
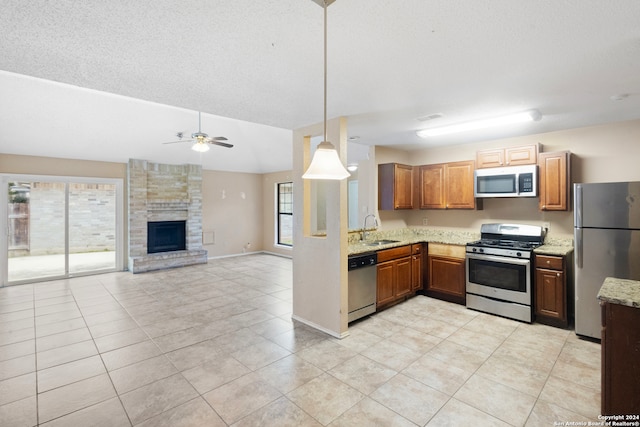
[575,227,583,268]
[574,184,582,227]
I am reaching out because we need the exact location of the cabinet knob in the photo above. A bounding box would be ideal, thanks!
[546,260,551,265]
[557,273,561,277]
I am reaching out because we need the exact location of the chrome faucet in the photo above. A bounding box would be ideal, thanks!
[362,214,378,241]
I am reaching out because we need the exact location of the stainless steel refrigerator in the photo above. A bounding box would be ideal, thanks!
[574,182,640,339]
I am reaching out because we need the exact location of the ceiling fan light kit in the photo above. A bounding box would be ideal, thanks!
[163,111,233,150]
[302,0,350,180]
[416,109,542,138]
[191,142,210,152]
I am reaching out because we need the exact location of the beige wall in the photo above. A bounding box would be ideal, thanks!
[375,118,640,238]
[292,117,349,338]
[0,154,271,268]
[262,170,294,257]
[201,170,264,258]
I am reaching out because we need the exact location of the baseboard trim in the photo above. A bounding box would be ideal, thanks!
[291,314,350,339]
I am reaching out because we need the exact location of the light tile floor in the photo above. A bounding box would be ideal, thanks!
[0,253,601,426]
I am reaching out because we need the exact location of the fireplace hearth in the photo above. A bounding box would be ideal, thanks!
[148,220,186,254]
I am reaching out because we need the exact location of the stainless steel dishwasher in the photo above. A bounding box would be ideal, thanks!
[348,252,377,322]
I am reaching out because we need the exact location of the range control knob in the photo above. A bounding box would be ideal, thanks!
[472,247,477,252]
[516,252,522,257]
[479,248,484,253]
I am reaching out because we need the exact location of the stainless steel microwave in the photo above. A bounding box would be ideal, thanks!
[474,164,538,198]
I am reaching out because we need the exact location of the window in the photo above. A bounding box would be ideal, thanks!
[277,182,293,246]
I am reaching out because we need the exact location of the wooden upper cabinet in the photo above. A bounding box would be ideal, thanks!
[539,151,570,211]
[419,164,445,209]
[378,163,414,210]
[420,161,475,209]
[475,149,504,169]
[445,161,475,209]
[476,144,539,168]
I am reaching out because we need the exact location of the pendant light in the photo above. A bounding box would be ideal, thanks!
[302,0,350,180]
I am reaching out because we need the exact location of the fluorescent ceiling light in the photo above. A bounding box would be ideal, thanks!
[416,110,542,138]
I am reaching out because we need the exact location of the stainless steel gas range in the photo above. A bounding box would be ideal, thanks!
[465,223,544,323]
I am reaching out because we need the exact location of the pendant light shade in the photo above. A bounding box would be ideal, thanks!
[302,141,351,180]
[302,0,350,180]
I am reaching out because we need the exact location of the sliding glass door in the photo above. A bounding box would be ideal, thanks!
[2,175,123,285]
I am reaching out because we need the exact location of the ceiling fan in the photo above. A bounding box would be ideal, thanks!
[163,112,233,152]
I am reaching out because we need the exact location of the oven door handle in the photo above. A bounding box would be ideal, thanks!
[466,252,531,266]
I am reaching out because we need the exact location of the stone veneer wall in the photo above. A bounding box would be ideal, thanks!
[128,159,207,273]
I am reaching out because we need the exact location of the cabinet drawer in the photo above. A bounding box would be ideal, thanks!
[536,255,563,270]
[377,245,412,263]
[411,244,422,255]
[428,243,465,259]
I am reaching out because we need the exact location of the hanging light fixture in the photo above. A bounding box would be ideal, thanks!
[302,0,350,180]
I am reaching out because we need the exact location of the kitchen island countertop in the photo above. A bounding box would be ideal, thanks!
[597,277,640,308]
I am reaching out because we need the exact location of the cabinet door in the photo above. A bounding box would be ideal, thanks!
[396,257,412,298]
[505,145,538,166]
[394,164,414,209]
[535,268,566,321]
[476,149,504,168]
[445,161,475,209]
[411,253,423,291]
[379,163,414,210]
[419,164,445,209]
[428,255,465,298]
[539,151,569,211]
[377,261,395,306]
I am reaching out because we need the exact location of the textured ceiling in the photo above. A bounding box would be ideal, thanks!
[1,0,640,173]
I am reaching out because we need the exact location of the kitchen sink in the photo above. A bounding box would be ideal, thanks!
[364,239,401,246]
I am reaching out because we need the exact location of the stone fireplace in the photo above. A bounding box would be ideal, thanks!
[127,159,207,273]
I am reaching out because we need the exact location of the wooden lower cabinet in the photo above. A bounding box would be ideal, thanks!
[534,254,570,328]
[426,255,466,304]
[601,301,640,415]
[424,243,465,305]
[376,244,422,308]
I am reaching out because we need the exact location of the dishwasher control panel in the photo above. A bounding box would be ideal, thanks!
[348,253,378,270]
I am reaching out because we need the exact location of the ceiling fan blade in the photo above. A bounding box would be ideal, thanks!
[163,139,194,145]
[210,136,228,141]
[209,140,234,148]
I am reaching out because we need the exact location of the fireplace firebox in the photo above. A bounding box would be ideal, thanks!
[147,221,186,254]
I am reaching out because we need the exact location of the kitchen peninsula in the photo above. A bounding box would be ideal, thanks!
[598,277,640,415]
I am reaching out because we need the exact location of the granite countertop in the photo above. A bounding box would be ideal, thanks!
[348,228,574,257]
[533,244,574,256]
[597,277,640,308]
[348,228,478,256]
[533,236,574,256]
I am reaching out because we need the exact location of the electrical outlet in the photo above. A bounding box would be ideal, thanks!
[543,222,550,231]
[422,217,428,226]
